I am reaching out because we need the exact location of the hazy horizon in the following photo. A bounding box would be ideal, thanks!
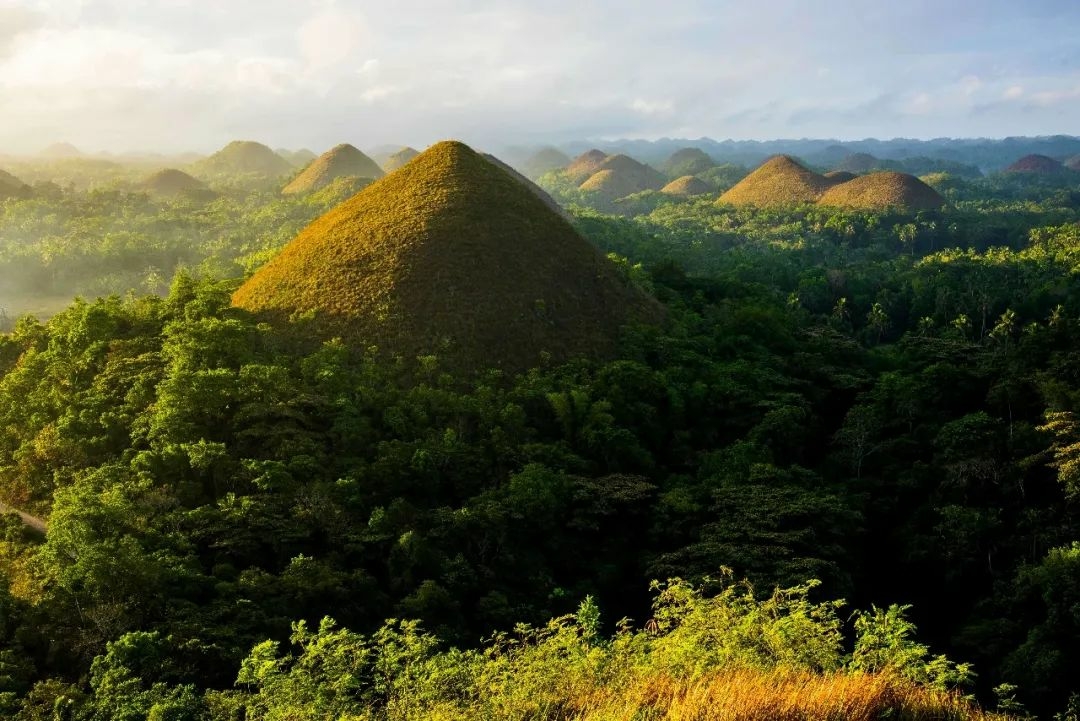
[1,0,1078,155]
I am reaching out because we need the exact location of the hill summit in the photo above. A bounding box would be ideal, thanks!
[233,141,662,372]
[663,147,716,177]
[566,149,609,182]
[1005,154,1066,174]
[282,144,385,194]
[719,155,833,207]
[192,140,293,177]
[818,171,946,211]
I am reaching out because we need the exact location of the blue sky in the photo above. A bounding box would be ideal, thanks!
[0,0,1078,153]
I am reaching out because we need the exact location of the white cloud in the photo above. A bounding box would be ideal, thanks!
[297,7,367,72]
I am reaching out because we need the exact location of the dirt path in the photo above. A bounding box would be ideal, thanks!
[0,500,47,536]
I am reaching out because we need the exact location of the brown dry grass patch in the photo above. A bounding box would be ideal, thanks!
[818,171,945,211]
[719,155,833,207]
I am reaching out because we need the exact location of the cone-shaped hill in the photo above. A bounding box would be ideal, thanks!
[141,168,209,198]
[719,155,833,207]
[834,153,883,174]
[818,171,945,211]
[1066,155,1080,172]
[282,144,385,195]
[579,155,667,198]
[233,141,663,373]
[1005,154,1065,174]
[381,147,420,172]
[40,142,82,158]
[522,147,571,179]
[0,169,32,200]
[192,141,293,177]
[660,175,714,197]
[663,148,716,177]
[566,149,609,182]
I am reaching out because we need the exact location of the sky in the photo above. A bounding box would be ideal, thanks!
[0,0,1079,154]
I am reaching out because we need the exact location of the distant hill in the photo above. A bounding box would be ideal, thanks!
[663,147,716,177]
[719,155,833,207]
[1066,155,1080,171]
[696,163,749,192]
[282,144,384,195]
[824,170,858,183]
[140,168,211,198]
[380,147,420,173]
[39,142,83,159]
[818,171,946,211]
[521,147,571,179]
[1005,154,1066,174]
[566,149,609,183]
[833,153,894,174]
[0,168,32,200]
[660,175,714,197]
[579,155,667,198]
[233,140,662,373]
[277,148,318,167]
[192,141,293,177]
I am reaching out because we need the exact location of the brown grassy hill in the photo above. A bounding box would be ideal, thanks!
[566,149,609,182]
[192,140,293,177]
[282,144,385,194]
[381,147,420,172]
[579,156,668,200]
[824,170,858,184]
[660,175,714,197]
[233,140,662,373]
[482,153,572,221]
[141,168,209,197]
[1005,154,1065,174]
[718,155,833,207]
[664,147,716,177]
[522,147,571,179]
[1066,155,1080,171]
[0,169,31,200]
[818,171,946,211]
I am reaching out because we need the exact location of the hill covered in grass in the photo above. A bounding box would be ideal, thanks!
[719,155,833,206]
[661,175,714,196]
[140,168,209,198]
[380,146,420,172]
[277,148,317,167]
[818,171,946,210]
[566,149,609,182]
[1005,154,1065,174]
[234,140,662,372]
[521,147,571,178]
[281,143,384,194]
[192,140,293,178]
[824,170,859,183]
[663,147,716,177]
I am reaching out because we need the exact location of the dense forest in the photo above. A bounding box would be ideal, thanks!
[2,143,1080,720]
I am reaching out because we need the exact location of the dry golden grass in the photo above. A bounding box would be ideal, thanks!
[566,149,610,182]
[1005,154,1066,174]
[719,155,834,207]
[580,155,667,198]
[233,140,663,373]
[818,171,946,211]
[140,168,208,197]
[572,669,1004,721]
[282,143,385,194]
[661,175,714,197]
[382,147,421,172]
[192,140,293,177]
